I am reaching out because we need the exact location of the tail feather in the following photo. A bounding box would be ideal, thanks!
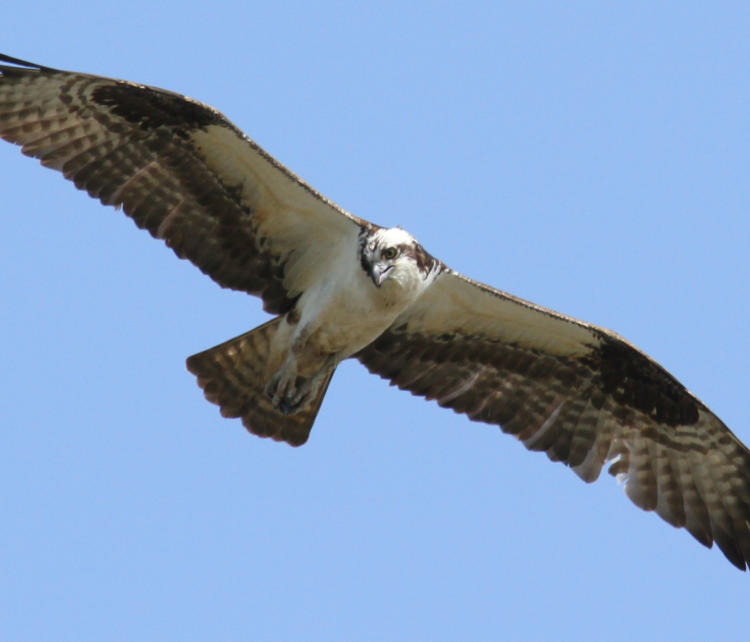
[186,317,333,446]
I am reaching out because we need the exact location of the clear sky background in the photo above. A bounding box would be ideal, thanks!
[2,2,750,640]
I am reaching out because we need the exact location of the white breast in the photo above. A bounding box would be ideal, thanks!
[292,244,426,359]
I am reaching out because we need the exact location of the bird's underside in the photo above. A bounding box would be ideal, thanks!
[2,53,750,571]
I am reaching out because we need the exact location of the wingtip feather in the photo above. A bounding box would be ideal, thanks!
[0,53,56,72]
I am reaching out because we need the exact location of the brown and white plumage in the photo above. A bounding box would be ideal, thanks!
[1,54,749,570]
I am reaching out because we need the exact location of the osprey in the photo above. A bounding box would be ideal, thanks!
[2,53,750,570]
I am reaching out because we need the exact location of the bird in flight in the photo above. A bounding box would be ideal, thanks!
[1,53,749,570]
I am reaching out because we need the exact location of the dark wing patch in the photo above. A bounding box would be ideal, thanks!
[356,271,750,570]
[0,54,363,314]
[92,82,224,131]
[589,335,700,426]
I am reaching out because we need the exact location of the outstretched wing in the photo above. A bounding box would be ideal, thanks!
[0,54,365,314]
[357,269,750,570]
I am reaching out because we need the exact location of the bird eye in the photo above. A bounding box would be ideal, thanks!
[382,247,397,260]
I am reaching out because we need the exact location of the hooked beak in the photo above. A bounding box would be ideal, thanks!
[370,264,393,287]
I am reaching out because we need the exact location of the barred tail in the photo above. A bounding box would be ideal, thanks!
[186,317,332,446]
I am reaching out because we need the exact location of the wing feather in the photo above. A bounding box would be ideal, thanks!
[0,54,364,314]
[357,269,750,569]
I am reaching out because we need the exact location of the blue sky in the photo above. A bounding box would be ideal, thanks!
[2,2,750,640]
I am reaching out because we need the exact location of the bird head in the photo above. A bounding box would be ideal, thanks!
[360,226,438,291]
